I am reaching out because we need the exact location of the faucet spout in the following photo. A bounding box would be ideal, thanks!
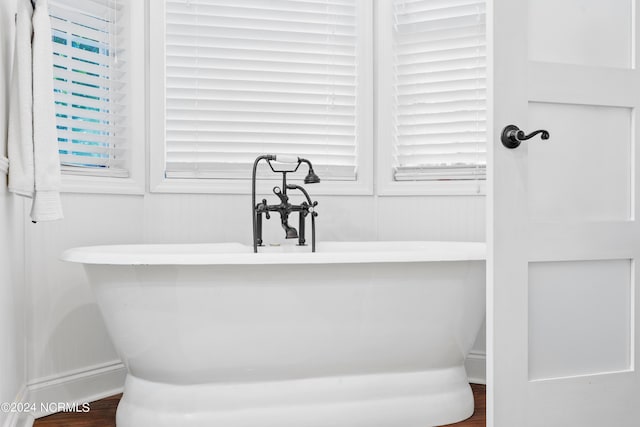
[282,218,298,239]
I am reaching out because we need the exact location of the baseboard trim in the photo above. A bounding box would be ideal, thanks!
[26,361,126,419]
[7,413,33,427]
[465,350,486,385]
[2,386,34,427]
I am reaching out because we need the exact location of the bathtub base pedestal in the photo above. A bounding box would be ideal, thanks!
[116,367,475,427]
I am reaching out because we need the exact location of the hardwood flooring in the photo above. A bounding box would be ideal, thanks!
[34,394,121,427]
[34,384,486,427]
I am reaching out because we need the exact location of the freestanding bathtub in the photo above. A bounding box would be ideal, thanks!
[61,241,485,427]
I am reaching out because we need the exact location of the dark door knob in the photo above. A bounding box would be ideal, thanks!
[501,124,550,149]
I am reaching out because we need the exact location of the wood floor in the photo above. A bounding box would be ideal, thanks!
[34,384,486,427]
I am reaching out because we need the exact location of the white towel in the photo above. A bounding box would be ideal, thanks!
[7,0,34,197]
[8,0,63,222]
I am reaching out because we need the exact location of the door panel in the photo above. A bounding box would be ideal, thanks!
[489,0,640,425]
[527,102,632,222]
[528,259,632,381]
[527,0,633,68]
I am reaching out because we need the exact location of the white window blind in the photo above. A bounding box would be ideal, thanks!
[49,0,128,177]
[164,0,359,180]
[392,0,486,181]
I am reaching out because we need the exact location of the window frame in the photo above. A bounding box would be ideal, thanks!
[149,0,373,196]
[57,0,145,195]
[375,0,486,196]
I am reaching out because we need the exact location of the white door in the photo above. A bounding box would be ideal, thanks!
[489,0,640,426]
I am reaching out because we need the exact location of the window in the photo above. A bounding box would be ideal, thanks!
[392,0,486,181]
[49,0,129,178]
[162,0,368,184]
[377,0,486,194]
[152,0,484,194]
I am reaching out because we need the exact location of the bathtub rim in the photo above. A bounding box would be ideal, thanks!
[60,241,486,266]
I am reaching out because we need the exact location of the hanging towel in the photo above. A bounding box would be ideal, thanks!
[0,1,17,177]
[7,0,34,197]
[8,0,63,222]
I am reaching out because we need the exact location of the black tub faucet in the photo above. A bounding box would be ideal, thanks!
[252,155,320,253]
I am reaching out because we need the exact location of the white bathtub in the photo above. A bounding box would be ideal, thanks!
[62,241,485,427]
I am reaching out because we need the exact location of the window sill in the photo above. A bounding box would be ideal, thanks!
[150,176,373,196]
[61,174,145,195]
[377,179,487,196]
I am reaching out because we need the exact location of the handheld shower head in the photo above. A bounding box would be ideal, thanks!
[299,158,320,184]
[304,168,320,184]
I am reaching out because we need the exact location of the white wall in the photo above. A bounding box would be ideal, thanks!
[0,193,26,427]
[26,194,144,383]
[0,1,27,425]
[142,194,485,244]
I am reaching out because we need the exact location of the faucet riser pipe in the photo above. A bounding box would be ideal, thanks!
[298,211,306,246]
